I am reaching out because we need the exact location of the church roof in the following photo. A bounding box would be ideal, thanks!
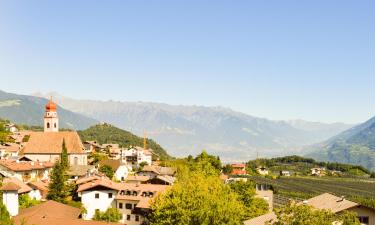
[21,132,85,154]
[45,98,57,112]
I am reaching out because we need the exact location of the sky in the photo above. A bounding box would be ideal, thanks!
[0,1,374,124]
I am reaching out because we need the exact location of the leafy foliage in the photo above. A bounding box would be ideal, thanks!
[0,201,12,225]
[19,194,40,209]
[229,180,269,219]
[222,164,233,174]
[271,203,360,225]
[93,208,122,222]
[99,165,114,179]
[78,123,170,160]
[47,141,69,203]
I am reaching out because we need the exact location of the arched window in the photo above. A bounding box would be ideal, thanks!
[74,157,78,165]
[54,123,57,128]
[47,123,50,128]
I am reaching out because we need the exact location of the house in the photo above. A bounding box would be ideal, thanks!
[256,166,269,175]
[12,200,121,225]
[311,167,326,176]
[5,123,18,133]
[75,174,107,186]
[0,159,53,182]
[19,98,88,166]
[77,179,169,225]
[279,170,291,176]
[245,193,375,225]
[122,146,153,169]
[137,165,176,179]
[83,141,102,153]
[99,159,129,181]
[125,175,151,184]
[28,181,49,200]
[305,193,375,225]
[0,142,21,158]
[67,165,97,180]
[148,175,176,185]
[231,163,247,175]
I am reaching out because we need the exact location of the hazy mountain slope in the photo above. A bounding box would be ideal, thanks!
[78,123,170,160]
[0,90,97,130]
[34,92,353,161]
[307,116,375,171]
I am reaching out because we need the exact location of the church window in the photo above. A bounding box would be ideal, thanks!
[47,123,50,128]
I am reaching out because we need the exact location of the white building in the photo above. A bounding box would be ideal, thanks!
[122,147,152,169]
[0,159,53,182]
[1,181,20,216]
[20,98,88,166]
[99,159,129,181]
[77,179,169,225]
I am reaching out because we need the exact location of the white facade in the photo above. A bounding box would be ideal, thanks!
[80,189,118,220]
[3,191,19,216]
[44,110,59,132]
[122,147,152,170]
[0,166,50,183]
[115,165,129,181]
[28,189,42,201]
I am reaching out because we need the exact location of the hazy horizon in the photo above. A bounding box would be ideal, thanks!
[1,1,375,124]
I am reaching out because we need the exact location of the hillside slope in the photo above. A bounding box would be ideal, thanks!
[34,92,353,161]
[78,123,170,160]
[0,90,97,130]
[307,116,375,171]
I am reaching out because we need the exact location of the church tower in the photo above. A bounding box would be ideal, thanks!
[44,97,59,132]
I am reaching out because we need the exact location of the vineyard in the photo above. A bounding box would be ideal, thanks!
[248,176,375,208]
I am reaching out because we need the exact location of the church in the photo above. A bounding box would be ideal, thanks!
[20,98,88,166]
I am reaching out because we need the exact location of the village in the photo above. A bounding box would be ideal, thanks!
[0,99,374,225]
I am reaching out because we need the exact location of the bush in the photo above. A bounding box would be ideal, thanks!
[93,208,122,222]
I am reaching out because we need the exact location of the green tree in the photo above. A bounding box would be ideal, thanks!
[19,194,40,209]
[93,208,122,222]
[0,201,13,225]
[150,170,246,225]
[47,142,70,203]
[60,139,69,170]
[99,165,115,179]
[222,164,233,174]
[230,180,268,219]
[272,203,360,225]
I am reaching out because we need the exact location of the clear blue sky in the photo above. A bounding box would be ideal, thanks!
[0,1,374,124]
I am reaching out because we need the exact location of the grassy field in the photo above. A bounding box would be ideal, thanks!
[247,175,375,208]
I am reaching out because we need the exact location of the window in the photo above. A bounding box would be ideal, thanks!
[133,204,137,209]
[118,203,123,209]
[126,215,131,221]
[74,157,78,166]
[125,203,133,209]
[54,123,57,128]
[95,193,99,199]
[358,216,369,225]
[135,215,139,221]
[47,123,50,128]
[108,193,113,198]
[133,191,138,196]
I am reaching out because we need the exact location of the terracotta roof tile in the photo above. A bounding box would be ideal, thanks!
[0,181,21,191]
[0,159,53,171]
[21,131,85,154]
[2,177,32,194]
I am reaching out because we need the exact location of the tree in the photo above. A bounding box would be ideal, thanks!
[60,139,69,170]
[230,180,268,219]
[150,170,246,225]
[93,208,122,222]
[47,141,70,203]
[271,203,360,225]
[99,165,115,179]
[222,164,233,174]
[0,201,13,225]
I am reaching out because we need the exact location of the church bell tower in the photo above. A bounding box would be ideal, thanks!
[44,97,59,132]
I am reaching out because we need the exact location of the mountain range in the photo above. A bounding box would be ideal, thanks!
[33,92,353,162]
[307,116,375,170]
[0,90,98,130]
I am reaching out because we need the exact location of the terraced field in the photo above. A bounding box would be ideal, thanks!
[248,176,375,207]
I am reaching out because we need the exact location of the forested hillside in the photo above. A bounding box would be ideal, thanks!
[78,123,170,160]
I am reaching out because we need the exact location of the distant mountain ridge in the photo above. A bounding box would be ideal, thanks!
[33,92,353,161]
[307,116,375,171]
[0,90,98,130]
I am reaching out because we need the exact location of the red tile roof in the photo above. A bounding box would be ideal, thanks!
[0,159,53,172]
[21,131,85,154]
[2,177,32,194]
